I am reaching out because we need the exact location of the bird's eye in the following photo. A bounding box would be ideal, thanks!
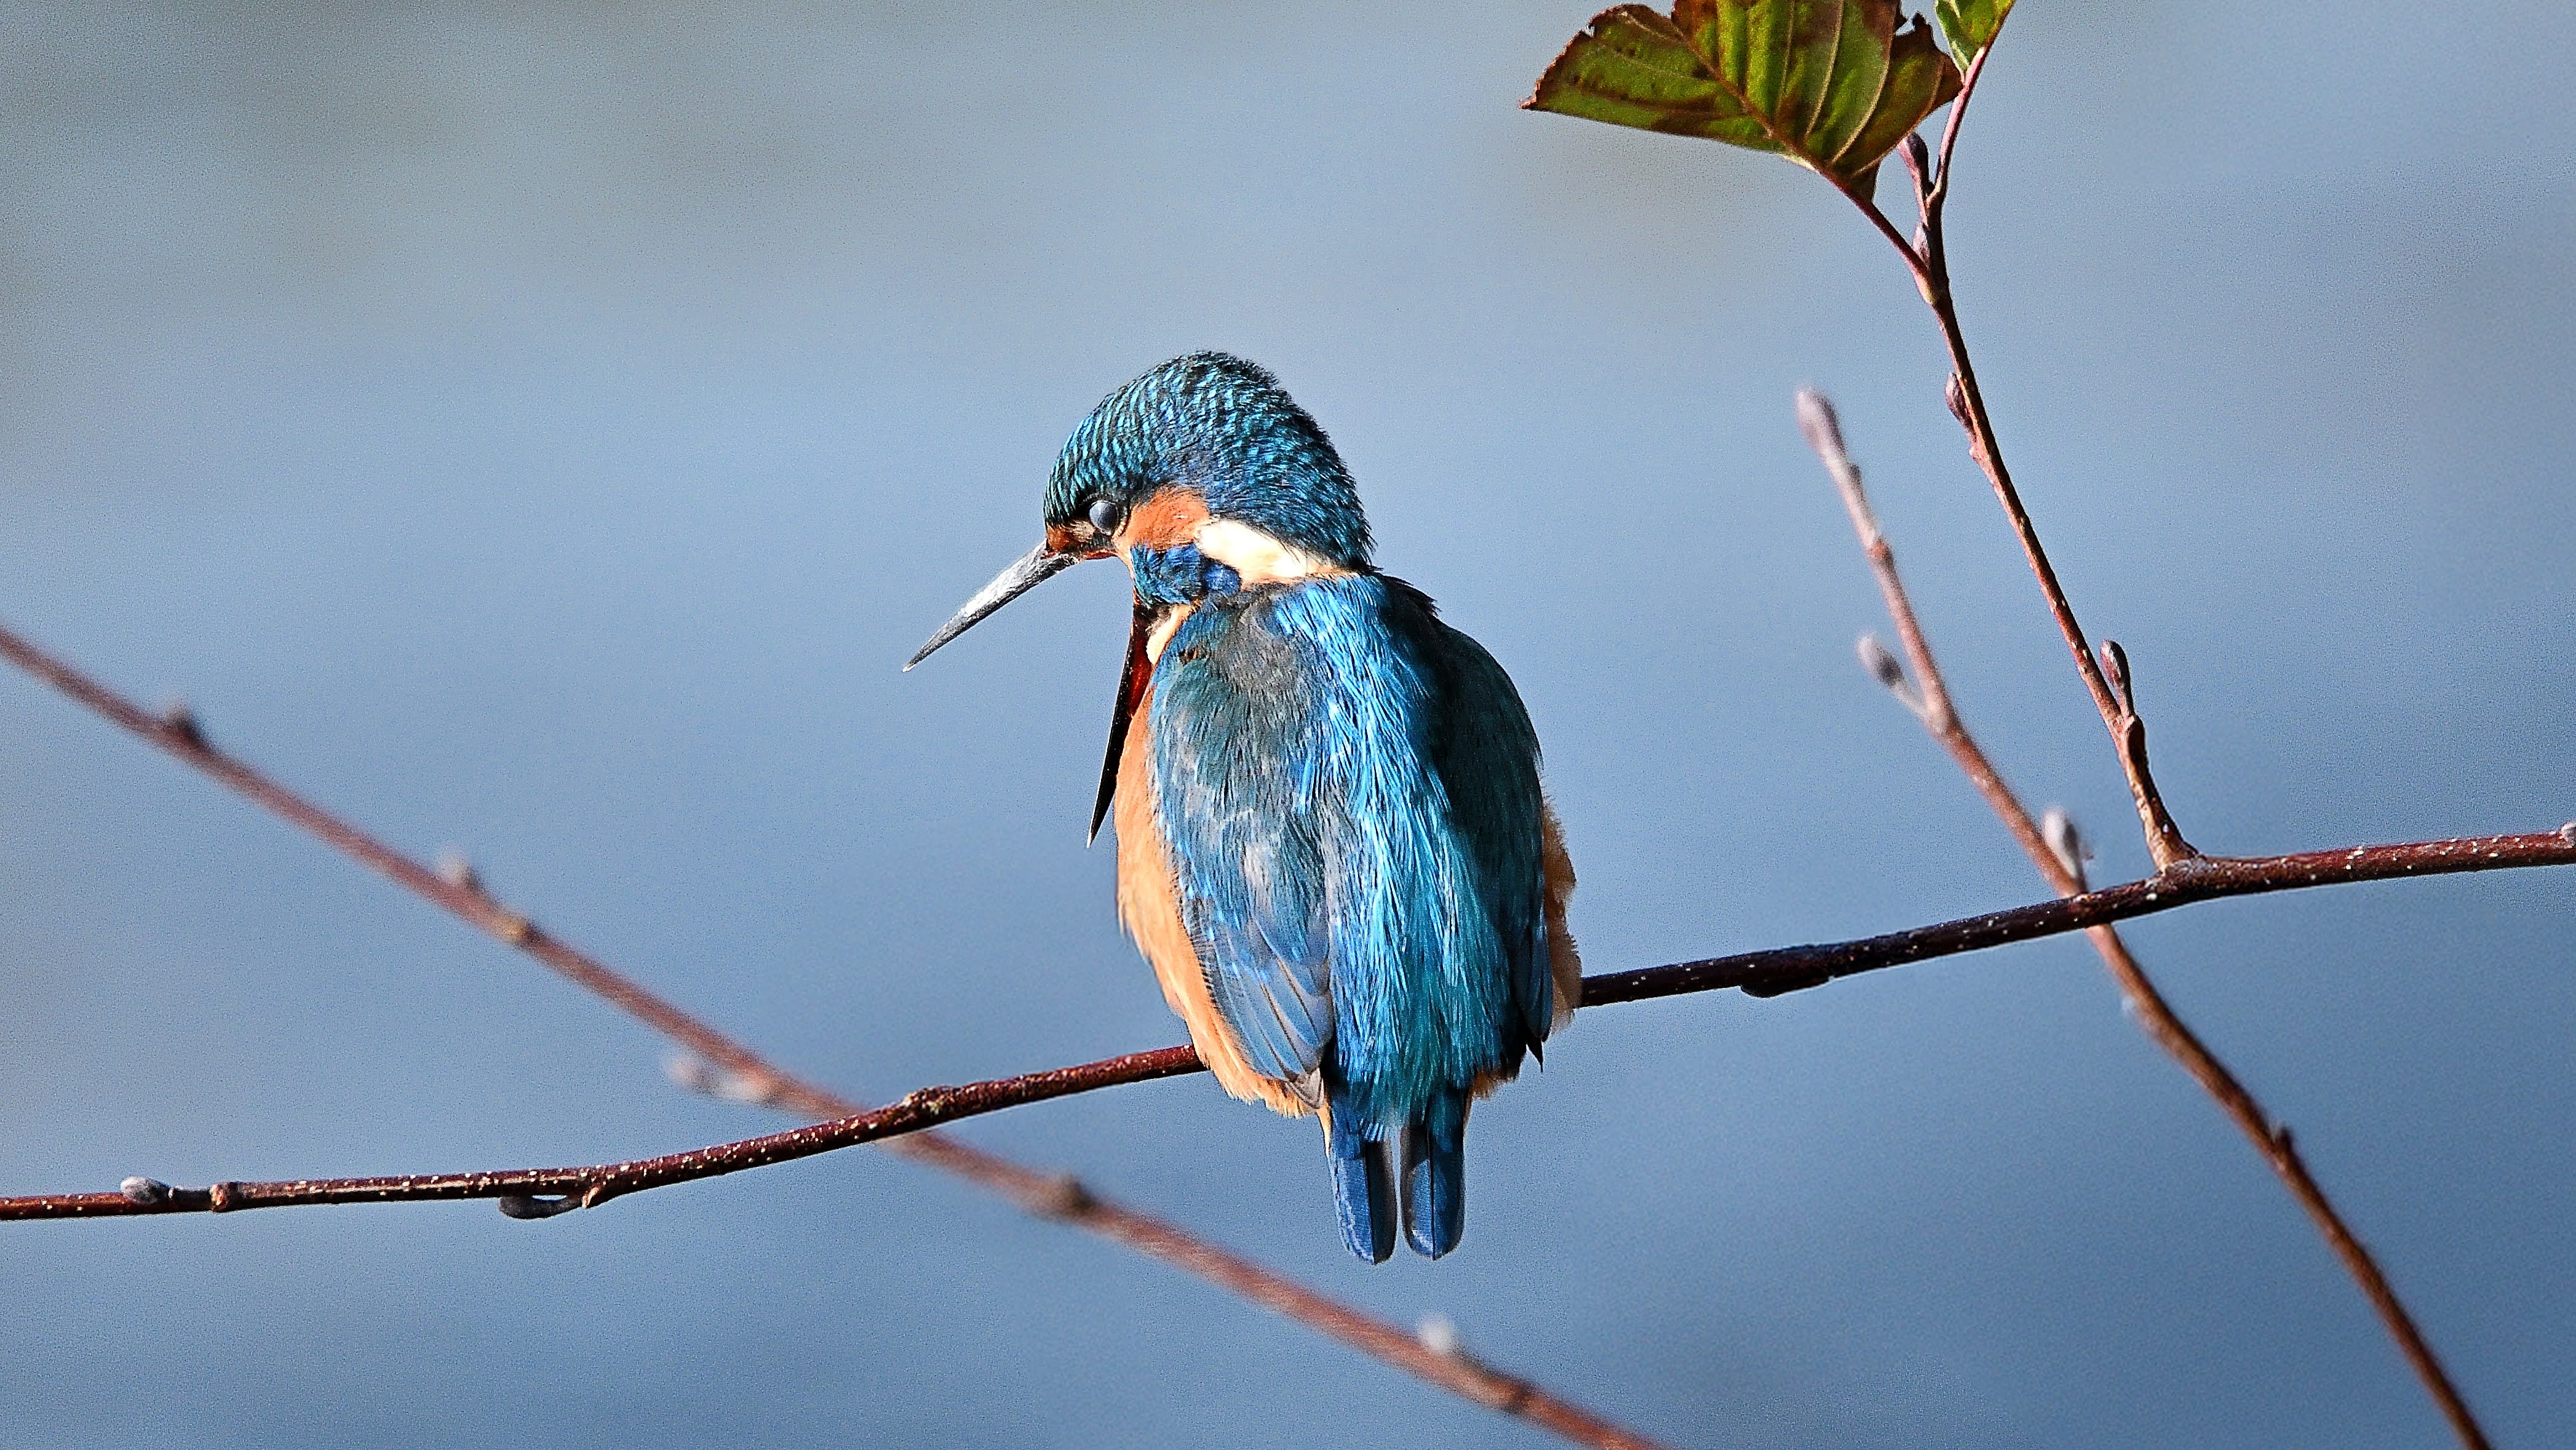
[1086,496,1124,535]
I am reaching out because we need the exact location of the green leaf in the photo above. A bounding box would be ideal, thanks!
[1934,0,2014,64]
[1524,1,1962,188]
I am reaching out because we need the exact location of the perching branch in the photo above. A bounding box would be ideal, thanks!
[0,618,1670,1450]
[9,824,2570,1224]
[1799,389,2495,1450]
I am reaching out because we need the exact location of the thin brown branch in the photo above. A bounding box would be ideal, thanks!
[15,1046,1196,1219]
[1922,44,1993,237]
[1797,389,2495,1450]
[8,825,2571,1224]
[0,619,1668,1450]
[1846,52,2197,869]
[1925,293,2197,866]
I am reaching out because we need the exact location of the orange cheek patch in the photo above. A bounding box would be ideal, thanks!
[1045,521,1116,560]
[1119,488,1210,552]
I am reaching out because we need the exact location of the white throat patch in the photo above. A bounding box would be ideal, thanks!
[1145,605,1192,664]
[1193,517,1343,586]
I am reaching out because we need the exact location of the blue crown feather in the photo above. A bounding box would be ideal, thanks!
[1046,353,1375,569]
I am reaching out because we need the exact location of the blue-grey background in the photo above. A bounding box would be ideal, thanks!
[2,2,2568,1446]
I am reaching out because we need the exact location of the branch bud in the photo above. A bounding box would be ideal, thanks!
[2097,639,2136,712]
[1032,1174,1096,1219]
[1794,388,1847,465]
[496,1194,581,1220]
[2041,807,2093,888]
[1857,634,1904,691]
[157,701,204,747]
[435,850,482,894]
[119,1176,172,1205]
[1856,634,1927,719]
[664,1054,780,1106]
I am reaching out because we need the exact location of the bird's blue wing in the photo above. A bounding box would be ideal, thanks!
[1400,582,1554,1050]
[1148,594,1338,1085]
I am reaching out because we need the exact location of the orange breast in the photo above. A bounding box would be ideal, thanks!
[1541,798,1583,1029]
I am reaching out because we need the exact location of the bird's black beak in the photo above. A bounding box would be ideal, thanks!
[904,535,1148,846]
[904,542,1078,670]
[1089,598,1156,845]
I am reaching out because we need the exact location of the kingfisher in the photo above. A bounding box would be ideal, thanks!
[905,353,1579,1260]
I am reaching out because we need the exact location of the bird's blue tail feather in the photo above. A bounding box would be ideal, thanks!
[1400,1088,1468,1259]
[1326,1113,1397,1264]
[1325,1063,1396,1262]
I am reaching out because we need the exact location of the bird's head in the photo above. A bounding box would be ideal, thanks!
[904,352,1373,671]
[906,353,1375,839]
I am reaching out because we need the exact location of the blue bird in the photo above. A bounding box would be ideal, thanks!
[907,353,1579,1260]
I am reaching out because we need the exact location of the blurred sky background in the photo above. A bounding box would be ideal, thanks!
[2,2,2570,1446]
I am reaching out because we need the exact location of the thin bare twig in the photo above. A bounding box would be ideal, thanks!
[1850,51,2198,869]
[0,618,1668,1450]
[7,824,2571,1224]
[1923,45,1993,239]
[1798,390,2495,1450]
